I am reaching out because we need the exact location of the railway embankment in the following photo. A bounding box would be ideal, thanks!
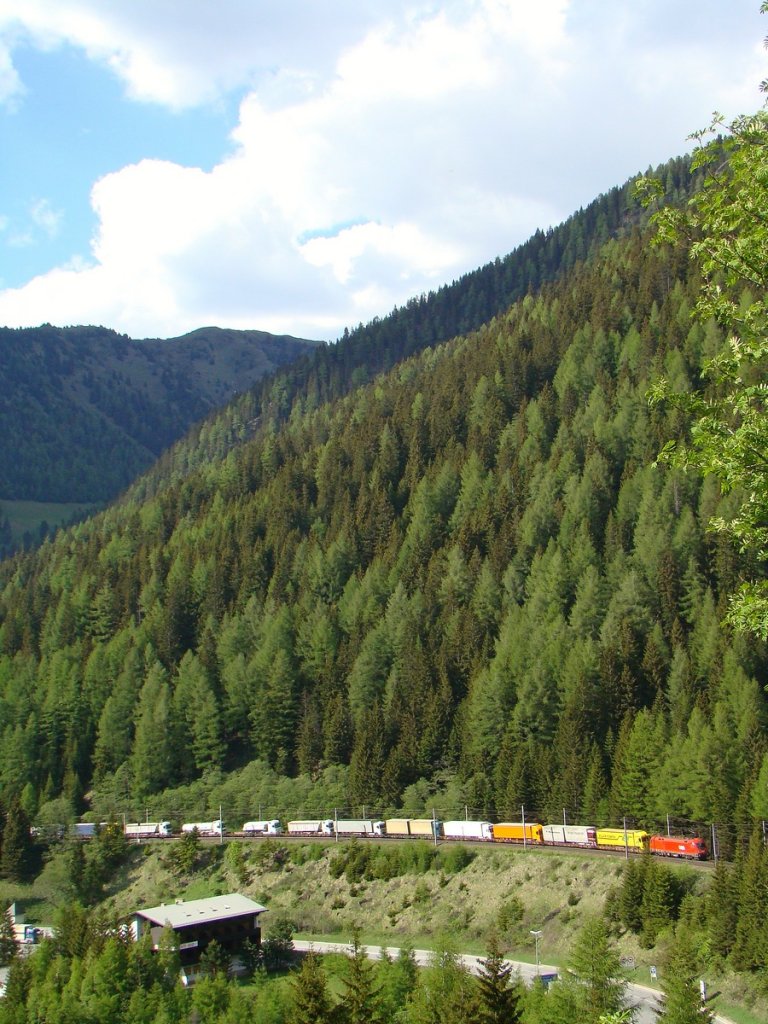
[5,836,765,1023]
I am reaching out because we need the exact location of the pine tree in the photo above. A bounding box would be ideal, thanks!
[732,827,768,971]
[171,828,201,877]
[289,951,334,1024]
[657,933,713,1023]
[565,917,627,1021]
[379,946,418,1020]
[640,858,677,948]
[349,704,387,806]
[191,974,231,1022]
[706,860,737,962]
[618,856,650,934]
[199,938,231,978]
[0,798,35,882]
[581,743,609,822]
[476,934,522,1023]
[338,930,383,1024]
[407,946,481,1024]
[0,906,18,966]
[131,660,174,798]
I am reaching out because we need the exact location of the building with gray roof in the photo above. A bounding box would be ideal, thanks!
[130,893,266,971]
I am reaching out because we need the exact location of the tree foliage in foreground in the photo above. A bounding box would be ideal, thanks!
[641,96,768,639]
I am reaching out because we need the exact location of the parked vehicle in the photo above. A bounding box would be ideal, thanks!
[242,819,283,835]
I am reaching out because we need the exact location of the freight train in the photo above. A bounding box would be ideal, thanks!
[56,816,708,859]
[258,817,706,858]
[280,818,707,859]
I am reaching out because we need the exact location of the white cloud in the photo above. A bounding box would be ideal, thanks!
[30,198,62,237]
[0,39,22,106]
[0,0,765,339]
[0,0,412,108]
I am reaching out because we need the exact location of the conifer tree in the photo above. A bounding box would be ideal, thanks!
[640,858,678,948]
[199,938,231,979]
[657,933,713,1024]
[732,827,768,971]
[191,973,231,1022]
[581,743,609,823]
[407,946,481,1024]
[618,856,650,934]
[289,951,334,1024]
[0,798,35,881]
[563,917,627,1021]
[338,930,383,1024]
[131,660,173,798]
[476,934,523,1024]
[349,704,387,807]
[0,905,18,966]
[171,828,201,877]
[706,860,737,962]
[378,946,418,1021]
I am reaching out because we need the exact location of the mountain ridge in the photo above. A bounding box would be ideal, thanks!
[0,323,318,512]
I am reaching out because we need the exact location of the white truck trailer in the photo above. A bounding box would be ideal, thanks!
[442,820,494,841]
[181,820,223,836]
[242,820,282,835]
[124,821,173,839]
[334,819,386,837]
[542,824,597,846]
[287,820,334,835]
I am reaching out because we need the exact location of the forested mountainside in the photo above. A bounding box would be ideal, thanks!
[133,155,701,502]
[0,157,691,557]
[1,187,765,863]
[0,324,316,504]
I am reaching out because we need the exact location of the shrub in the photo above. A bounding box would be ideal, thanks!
[497,896,525,935]
[436,844,476,874]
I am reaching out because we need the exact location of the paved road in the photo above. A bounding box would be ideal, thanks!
[293,939,734,1024]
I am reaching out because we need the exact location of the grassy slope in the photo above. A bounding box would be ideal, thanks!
[1,499,99,544]
[4,838,764,1022]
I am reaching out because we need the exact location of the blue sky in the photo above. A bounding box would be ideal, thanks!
[1,42,237,286]
[0,1,765,341]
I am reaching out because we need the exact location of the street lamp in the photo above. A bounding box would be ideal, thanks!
[530,929,542,976]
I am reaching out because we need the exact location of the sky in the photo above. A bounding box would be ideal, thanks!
[0,1,765,343]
